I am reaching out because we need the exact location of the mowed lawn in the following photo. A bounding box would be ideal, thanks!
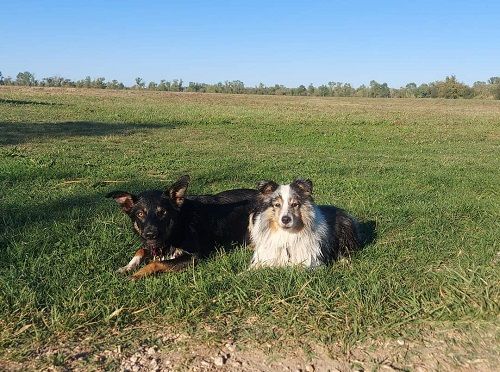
[0,87,499,362]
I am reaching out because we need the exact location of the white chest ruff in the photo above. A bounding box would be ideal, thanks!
[250,207,328,268]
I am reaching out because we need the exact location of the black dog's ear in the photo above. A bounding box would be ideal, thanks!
[291,179,313,196]
[257,180,279,195]
[106,191,137,214]
[166,175,190,209]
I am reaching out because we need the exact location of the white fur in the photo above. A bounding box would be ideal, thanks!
[278,185,291,225]
[250,205,329,268]
[117,254,143,273]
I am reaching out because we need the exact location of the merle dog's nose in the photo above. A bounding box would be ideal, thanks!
[281,216,291,224]
[144,230,158,239]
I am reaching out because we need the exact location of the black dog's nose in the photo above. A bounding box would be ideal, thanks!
[144,230,158,239]
[281,216,291,224]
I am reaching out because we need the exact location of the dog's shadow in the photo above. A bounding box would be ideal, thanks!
[358,220,377,249]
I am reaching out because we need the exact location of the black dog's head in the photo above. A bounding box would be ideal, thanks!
[107,175,190,257]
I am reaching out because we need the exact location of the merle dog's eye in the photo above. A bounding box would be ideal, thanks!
[290,202,299,208]
[136,211,145,218]
[273,203,281,208]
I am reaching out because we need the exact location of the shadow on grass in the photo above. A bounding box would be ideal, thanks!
[0,163,255,264]
[0,98,64,106]
[0,121,184,146]
[359,220,377,248]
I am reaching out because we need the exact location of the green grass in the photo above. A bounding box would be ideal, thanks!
[0,87,499,361]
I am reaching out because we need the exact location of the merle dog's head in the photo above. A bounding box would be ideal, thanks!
[255,178,315,232]
[106,175,190,257]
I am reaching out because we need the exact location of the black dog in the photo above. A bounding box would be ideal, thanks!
[107,175,258,279]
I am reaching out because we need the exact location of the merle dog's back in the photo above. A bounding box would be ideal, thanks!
[319,205,361,261]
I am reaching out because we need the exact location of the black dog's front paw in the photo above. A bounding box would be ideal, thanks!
[116,266,131,274]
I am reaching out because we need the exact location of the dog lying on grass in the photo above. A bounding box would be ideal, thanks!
[249,179,361,268]
[107,175,258,279]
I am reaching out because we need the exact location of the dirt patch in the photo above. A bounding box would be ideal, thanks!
[1,322,498,371]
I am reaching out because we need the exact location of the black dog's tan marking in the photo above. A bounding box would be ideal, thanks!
[107,175,258,278]
[129,254,196,280]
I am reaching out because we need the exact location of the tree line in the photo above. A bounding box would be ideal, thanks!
[1,71,499,99]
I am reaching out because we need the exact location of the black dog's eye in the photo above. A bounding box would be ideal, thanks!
[157,209,167,217]
[290,202,299,208]
[136,210,145,219]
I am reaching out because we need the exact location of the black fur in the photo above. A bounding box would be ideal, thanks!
[107,175,258,260]
[317,205,361,261]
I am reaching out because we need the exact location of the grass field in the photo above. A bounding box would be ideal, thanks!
[0,87,499,369]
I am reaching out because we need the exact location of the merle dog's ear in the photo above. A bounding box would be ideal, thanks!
[166,175,190,209]
[257,180,279,195]
[291,179,313,196]
[106,191,137,214]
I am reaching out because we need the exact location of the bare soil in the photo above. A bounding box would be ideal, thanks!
[1,323,497,371]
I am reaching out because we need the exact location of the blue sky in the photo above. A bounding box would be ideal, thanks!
[1,1,499,87]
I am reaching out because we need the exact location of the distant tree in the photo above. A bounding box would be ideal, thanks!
[327,81,336,96]
[62,78,75,87]
[188,82,209,93]
[471,81,490,98]
[271,84,287,95]
[307,83,315,96]
[295,84,306,96]
[329,82,354,97]
[148,81,158,90]
[492,82,500,100]
[317,84,329,96]
[429,83,439,98]
[92,77,106,89]
[435,75,473,99]
[107,80,125,89]
[157,79,170,91]
[84,76,92,88]
[3,76,14,85]
[356,84,368,97]
[224,80,244,94]
[380,83,390,97]
[134,77,145,89]
[368,81,378,97]
[16,71,37,86]
[186,82,199,92]
[170,79,183,92]
[485,77,500,100]
[342,83,355,97]
[369,80,390,98]
[75,76,92,88]
[400,82,417,98]
[42,76,65,87]
[488,77,500,85]
[255,82,266,95]
[0,71,3,85]
[493,86,500,100]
